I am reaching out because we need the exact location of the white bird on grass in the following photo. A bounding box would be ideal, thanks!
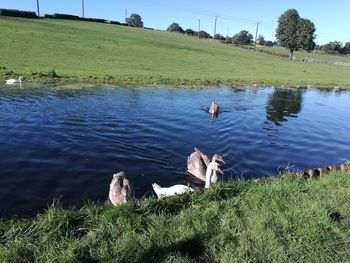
[5,76,23,85]
[152,183,194,199]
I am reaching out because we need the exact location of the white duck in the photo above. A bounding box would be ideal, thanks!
[5,76,23,85]
[152,183,194,199]
[152,161,222,199]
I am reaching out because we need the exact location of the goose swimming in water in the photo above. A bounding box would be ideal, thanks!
[5,76,23,85]
[152,183,194,199]
[187,147,224,182]
[108,171,134,206]
[209,101,219,114]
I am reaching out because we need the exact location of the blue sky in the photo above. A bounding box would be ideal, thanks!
[1,0,349,45]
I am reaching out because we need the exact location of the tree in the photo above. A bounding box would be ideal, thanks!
[198,30,211,39]
[257,35,265,45]
[185,28,195,36]
[125,13,143,27]
[276,9,300,58]
[167,23,184,33]
[276,9,317,58]
[265,40,274,46]
[232,30,253,45]
[320,41,342,54]
[298,18,316,52]
[214,33,226,41]
[342,42,350,54]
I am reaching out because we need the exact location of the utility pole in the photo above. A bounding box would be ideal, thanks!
[226,28,230,44]
[255,22,260,47]
[198,19,201,38]
[125,9,128,20]
[214,16,218,37]
[81,0,85,18]
[36,0,40,17]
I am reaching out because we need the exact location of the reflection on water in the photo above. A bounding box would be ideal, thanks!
[0,85,349,218]
[265,88,304,125]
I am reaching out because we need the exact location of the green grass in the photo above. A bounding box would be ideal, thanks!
[1,17,350,87]
[1,170,350,262]
[256,45,350,63]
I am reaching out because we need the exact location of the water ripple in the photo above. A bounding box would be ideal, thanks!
[0,85,349,218]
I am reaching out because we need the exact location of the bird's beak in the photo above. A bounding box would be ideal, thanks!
[218,168,224,175]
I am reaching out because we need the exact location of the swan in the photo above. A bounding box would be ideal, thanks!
[152,183,194,199]
[205,161,222,188]
[187,147,224,182]
[108,171,134,206]
[5,76,23,85]
[209,101,219,114]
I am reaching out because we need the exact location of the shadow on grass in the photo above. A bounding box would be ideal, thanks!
[138,233,209,263]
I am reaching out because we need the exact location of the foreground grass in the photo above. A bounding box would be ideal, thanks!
[1,17,350,87]
[1,170,350,262]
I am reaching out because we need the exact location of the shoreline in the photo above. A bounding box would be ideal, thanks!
[1,170,350,262]
[1,74,350,89]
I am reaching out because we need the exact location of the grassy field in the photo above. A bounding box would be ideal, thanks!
[255,45,350,63]
[1,170,350,262]
[1,17,350,87]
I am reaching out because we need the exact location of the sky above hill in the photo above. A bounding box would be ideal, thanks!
[1,0,349,45]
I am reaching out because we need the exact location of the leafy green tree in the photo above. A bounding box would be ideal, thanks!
[185,28,195,36]
[125,13,143,27]
[232,30,253,45]
[276,9,300,58]
[198,30,211,39]
[264,40,274,46]
[167,23,184,33]
[342,42,350,54]
[257,35,265,45]
[214,33,226,40]
[276,9,317,58]
[298,18,316,52]
[321,41,343,54]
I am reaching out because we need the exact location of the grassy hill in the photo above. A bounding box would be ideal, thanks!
[0,17,350,87]
[1,170,350,262]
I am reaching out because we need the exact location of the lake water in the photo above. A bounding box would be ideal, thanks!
[1,85,349,218]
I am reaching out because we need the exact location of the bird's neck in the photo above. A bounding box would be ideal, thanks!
[205,164,214,188]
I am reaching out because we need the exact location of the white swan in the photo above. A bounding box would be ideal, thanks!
[152,183,194,199]
[205,161,222,188]
[5,76,23,85]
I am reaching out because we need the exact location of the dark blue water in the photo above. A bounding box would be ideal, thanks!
[1,85,350,218]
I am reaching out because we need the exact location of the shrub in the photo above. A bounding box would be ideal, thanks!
[0,9,38,19]
[167,23,184,33]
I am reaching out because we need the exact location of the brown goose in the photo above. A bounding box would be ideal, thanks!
[209,101,219,114]
[187,147,224,182]
[108,171,134,206]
